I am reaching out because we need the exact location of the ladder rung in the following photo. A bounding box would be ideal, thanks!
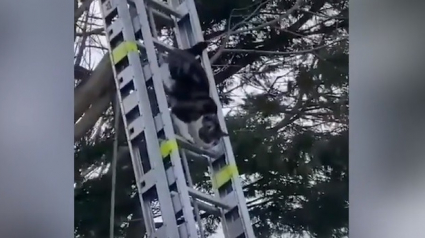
[185,150,210,162]
[122,91,139,114]
[154,222,162,228]
[187,187,231,210]
[138,169,157,193]
[136,40,169,57]
[154,221,191,237]
[193,199,221,216]
[137,39,200,60]
[175,135,221,158]
[153,225,167,238]
[151,38,205,59]
[127,117,145,141]
[150,8,174,25]
[145,0,184,18]
[145,197,219,220]
[152,38,174,53]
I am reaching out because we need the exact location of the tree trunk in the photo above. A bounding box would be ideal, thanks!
[74,54,113,123]
[75,92,111,141]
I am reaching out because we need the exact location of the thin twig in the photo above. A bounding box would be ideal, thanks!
[299,9,347,20]
[233,0,303,38]
[210,0,273,63]
[75,11,90,66]
[222,37,347,56]
[74,0,95,24]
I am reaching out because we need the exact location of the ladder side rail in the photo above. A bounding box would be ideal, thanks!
[131,0,200,236]
[161,2,235,236]
[98,0,181,237]
[167,0,256,237]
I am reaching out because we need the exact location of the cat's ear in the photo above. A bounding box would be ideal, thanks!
[186,41,209,56]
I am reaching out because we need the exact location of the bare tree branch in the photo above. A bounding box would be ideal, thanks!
[270,94,306,132]
[232,0,304,36]
[216,0,329,85]
[222,37,347,56]
[299,9,348,20]
[210,0,273,63]
[74,0,94,24]
[75,27,104,37]
[75,10,90,67]
[74,0,79,41]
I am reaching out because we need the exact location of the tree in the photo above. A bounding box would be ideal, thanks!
[74,0,348,237]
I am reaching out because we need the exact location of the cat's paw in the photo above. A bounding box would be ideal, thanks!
[182,134,195,144]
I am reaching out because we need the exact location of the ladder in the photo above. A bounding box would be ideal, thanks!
[98,0,255,237]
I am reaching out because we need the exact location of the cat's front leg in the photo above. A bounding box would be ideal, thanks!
[172,114,195,143]
[179,127,195,144]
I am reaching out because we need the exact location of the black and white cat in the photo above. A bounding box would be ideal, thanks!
[163,41,210,99]
[162,42,228,149]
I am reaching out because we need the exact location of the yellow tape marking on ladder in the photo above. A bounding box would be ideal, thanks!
[160,139,178,158]
[111,41,138,64]
[212,164,239,189]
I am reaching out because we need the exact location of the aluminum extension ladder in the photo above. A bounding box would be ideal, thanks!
[98,0,255,237]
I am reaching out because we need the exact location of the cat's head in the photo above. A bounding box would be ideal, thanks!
[197,113,229,149]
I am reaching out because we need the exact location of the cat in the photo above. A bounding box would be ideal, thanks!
[162,41,228,149]
[170,96,228,149]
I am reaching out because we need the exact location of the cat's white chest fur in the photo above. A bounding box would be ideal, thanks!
[171,114,215,149]
[188,117,213,148]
